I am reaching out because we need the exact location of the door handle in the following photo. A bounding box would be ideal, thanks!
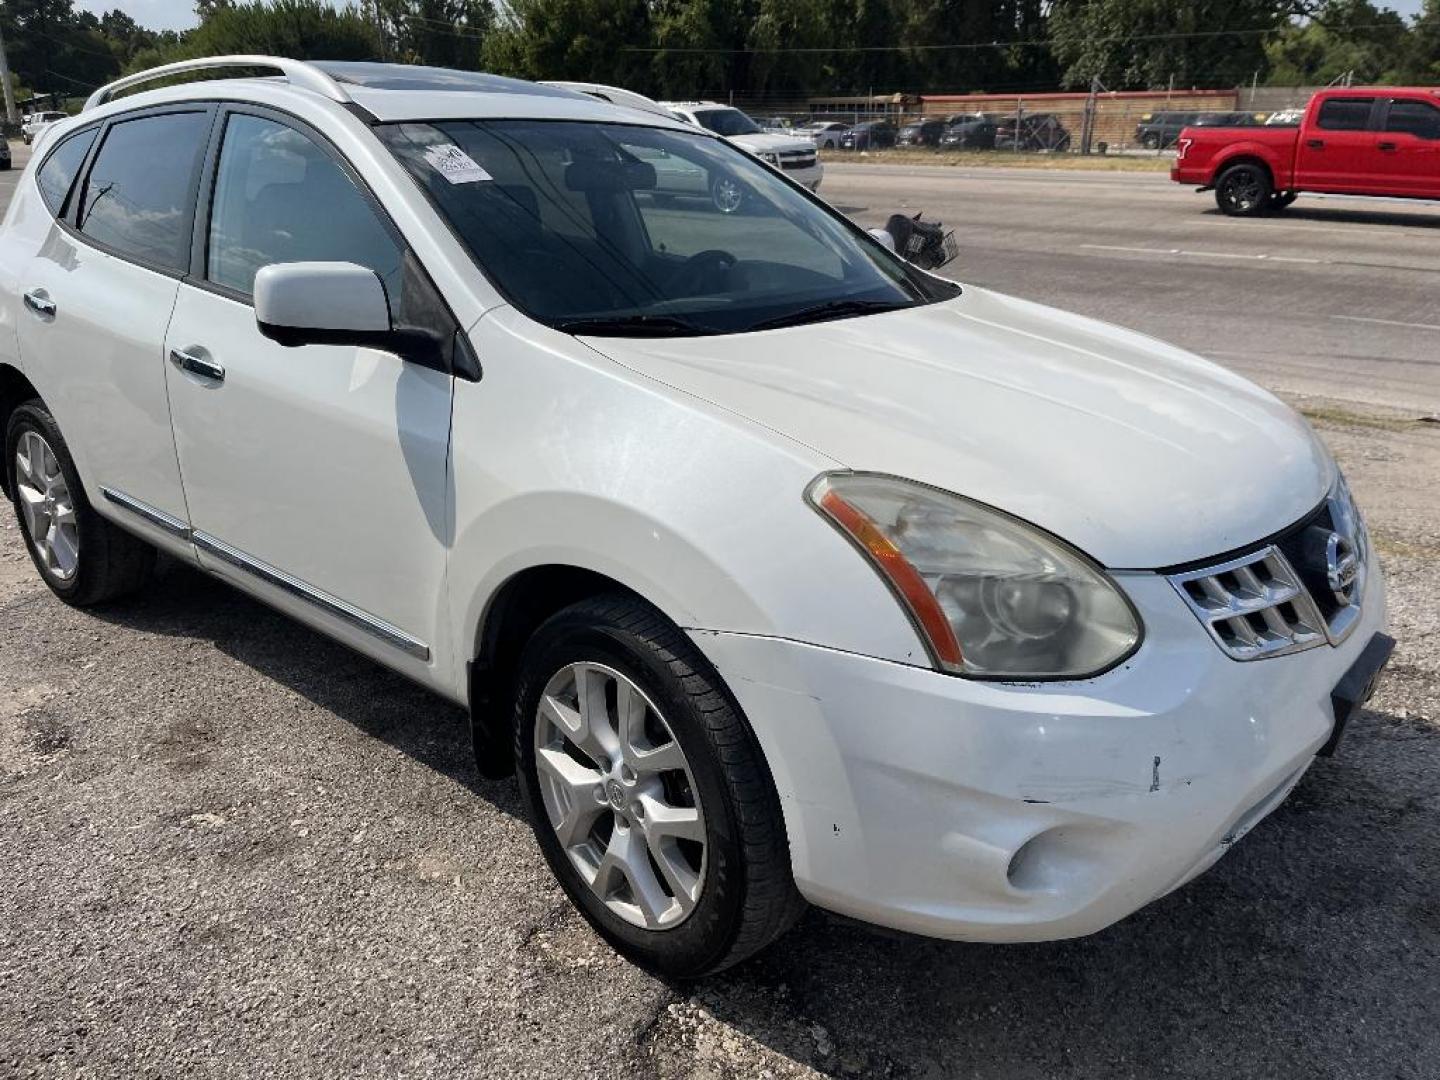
[23,290,56,318]
[169,348,225,383]
[1306,138,1325,149]
[1378,141,1398,152]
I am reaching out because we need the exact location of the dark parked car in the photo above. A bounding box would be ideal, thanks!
[896,119,948,147]
[1191,111,1263,130]
[1135,110,1260,149]
[1135,111,1199,149]
[839,120,897,150]
[939,113,998,149]
[995,113,1072,152]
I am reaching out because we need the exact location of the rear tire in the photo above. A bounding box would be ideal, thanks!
[4,400,155,606]
[1215,162,1273,216]
[514,594,804,977]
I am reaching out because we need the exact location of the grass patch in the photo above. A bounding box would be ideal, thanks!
[827,148,1175,172]
[1298,405,1419,432]
[1373,532,1440,562]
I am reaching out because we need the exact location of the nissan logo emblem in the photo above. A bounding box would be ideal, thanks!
[1325,531,1360,606]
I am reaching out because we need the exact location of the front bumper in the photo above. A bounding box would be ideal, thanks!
[691,555,1387,943]
[782,162,823,192]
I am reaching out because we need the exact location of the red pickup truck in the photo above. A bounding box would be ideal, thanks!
[1172,86,1440,215]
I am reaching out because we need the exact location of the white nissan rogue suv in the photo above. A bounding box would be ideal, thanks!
[0,57,1391,977]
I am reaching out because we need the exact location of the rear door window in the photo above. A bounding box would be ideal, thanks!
[1385,99,1440,140]
[1316,98,1375,132]
[77,110,211,272]
[35,128,97,216]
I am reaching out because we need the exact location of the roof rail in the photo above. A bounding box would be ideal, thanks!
[83,54,351,112]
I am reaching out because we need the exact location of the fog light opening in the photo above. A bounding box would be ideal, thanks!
[1006,832,1051,893]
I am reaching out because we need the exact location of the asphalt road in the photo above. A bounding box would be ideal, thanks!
[2,150,1439,1079]
[826,161,1440,415]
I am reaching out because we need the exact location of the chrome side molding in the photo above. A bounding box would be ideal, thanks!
[99,486,429,662]
[191,531,431,662]
[101,487,192,539]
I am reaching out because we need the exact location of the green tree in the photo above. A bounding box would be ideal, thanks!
[745,0,831,99]
[484,0,655,92]
[0,0,122,103]
[127,0,381,71]
[376,0,494,69]
[1048,0,1303,89]
[1266,0,1409,84]
[648,0,751,98]
[1400,0,1440,83]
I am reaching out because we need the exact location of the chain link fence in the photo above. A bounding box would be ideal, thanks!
[737,87,1329,156]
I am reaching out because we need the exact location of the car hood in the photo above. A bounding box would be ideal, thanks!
[582,287,1333,568]
[728,132,816,154]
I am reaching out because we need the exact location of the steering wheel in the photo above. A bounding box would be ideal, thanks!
[669,249,737,297]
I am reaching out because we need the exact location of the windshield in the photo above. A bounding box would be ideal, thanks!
[691,108,762,137]
[377,120,954,336]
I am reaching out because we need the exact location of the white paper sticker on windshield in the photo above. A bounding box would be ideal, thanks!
[423,143,492,184]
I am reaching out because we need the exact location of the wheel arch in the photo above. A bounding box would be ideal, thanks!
[1209,148,1278,189]
[467,563,672,778]
[0,363,42,499]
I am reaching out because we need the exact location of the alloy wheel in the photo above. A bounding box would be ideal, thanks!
[533,661,706,930]
[1221,169,1264,213]
[711,176,744,214]
[14,430,79,582]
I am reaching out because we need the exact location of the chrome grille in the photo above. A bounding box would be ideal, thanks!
[1168,481,1370,661]
[1169,547,1327,660]
[778,151,817,170]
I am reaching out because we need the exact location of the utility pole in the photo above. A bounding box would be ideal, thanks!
[371,0,389,61]
[37,0,53,109]
[1080,75,1099,155]
[0,22,18,127]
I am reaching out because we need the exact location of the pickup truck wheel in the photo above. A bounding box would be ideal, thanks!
[1215,163,1273,216]
[4,400,155,606]
[513,594,804,977]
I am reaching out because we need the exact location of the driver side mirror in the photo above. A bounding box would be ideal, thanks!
[254,262,440,364]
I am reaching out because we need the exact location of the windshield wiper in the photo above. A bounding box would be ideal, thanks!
[555,313,714,337]
[746,298,914,332]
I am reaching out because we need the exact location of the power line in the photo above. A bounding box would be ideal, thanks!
[618,21,1407,54]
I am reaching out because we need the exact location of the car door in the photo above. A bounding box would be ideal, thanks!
[1375,97,1440,198]
[16,107,213,546]
[162,105,456,682]
[1294,96,1381,193]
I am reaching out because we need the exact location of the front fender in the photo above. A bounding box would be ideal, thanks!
[444,307,928,698]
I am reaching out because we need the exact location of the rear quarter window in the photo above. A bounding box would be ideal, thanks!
[35,128,98,216]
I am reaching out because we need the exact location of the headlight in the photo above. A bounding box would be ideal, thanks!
[808,473,1142,679]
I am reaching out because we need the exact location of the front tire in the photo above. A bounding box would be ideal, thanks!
[514,594,804,977]
[1215,162,1273,216]
[4,400,155,605]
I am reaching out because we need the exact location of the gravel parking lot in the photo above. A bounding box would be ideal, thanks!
[2,148,1438,1078]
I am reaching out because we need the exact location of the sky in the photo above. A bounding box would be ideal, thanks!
[72,0,1432,37]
